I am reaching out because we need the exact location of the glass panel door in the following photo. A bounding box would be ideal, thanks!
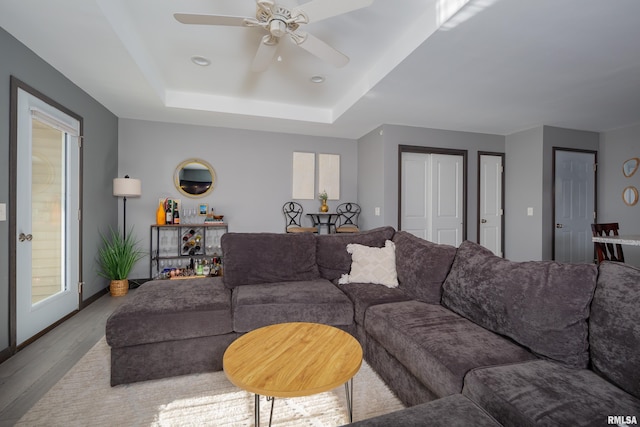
[31,119,66,304]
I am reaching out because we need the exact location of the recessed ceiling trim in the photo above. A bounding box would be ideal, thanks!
[165,90,334,123]
[96,0,167,102]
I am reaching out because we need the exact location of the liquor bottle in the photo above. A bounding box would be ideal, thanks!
[173,204,180,224]
[156,201,166,225]
[165,200,173,224]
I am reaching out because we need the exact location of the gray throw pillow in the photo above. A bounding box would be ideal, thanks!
[442,240,597,368]
[392,231,457,304]
[590,261,640,399]
[221,232,319,288]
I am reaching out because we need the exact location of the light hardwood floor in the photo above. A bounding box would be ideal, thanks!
[0,291,130,426]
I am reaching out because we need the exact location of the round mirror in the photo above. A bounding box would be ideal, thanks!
[622,186,638,206]
[622,157,639,178]
[174,158,215,198]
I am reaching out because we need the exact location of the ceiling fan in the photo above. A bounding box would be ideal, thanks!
[174,0,374,72]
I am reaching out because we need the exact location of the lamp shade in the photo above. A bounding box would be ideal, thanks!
[113,177,142,197]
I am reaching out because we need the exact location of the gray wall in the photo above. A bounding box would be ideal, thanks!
[505,127,544,261]
[0,28,118,352]
[505,126,599,261]
[357,126,386,230]
[357,124,506,241]
[117,119,358,279]
[598,122,640,266]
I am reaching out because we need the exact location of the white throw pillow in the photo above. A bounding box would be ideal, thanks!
[338,240,399,288]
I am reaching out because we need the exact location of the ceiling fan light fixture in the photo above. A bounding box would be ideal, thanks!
[310,75,325,83]
[191,56,211,66]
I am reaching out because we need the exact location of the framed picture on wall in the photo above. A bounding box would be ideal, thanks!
[319,153,340,200]
[292,152,315,199]
[198,203,209,215]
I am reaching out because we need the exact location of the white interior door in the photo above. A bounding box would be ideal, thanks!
[401,152,429,239]
[16,87,80,345]
[401,151,464,246]
[554,150,596,263]
[479,154,503,256]
[431,154,463,246]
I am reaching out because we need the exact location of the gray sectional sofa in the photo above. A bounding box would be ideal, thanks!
[105,226,640,426]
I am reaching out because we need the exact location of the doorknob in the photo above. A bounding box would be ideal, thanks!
[19,233,33,242]
[556,224,564,229]
[481,219,487,223]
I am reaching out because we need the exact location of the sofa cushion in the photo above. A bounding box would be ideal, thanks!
[347,394,501,427]
[442,240,597,369]
[392,231,457,304]
[338,240,399,287]
[590,261,640,399]
[365,300,536,397]
[316,226,396,281]
[463,360,640,427]
[231,279,354,332]
[221,232,319,288]
[106,278,233,348]
[339,282,411,324]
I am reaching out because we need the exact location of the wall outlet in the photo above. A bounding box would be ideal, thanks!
[374,207,381,216]
[0,203,6,221]
[527,207,534,216]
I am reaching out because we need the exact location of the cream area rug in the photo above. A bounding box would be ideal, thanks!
[18,338,405,426]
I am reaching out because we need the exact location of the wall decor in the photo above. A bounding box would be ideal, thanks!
[175,158,215,198]
[292,152,315,199]
[622,157,639,178]
[318,153,340,200]
[622,186,638,206]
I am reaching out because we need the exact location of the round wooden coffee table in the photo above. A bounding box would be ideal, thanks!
[223,322,363,426]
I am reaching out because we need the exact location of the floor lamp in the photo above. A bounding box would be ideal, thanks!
[113,175,142,240]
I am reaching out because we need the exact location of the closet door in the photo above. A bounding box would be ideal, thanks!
[400,150,464,246]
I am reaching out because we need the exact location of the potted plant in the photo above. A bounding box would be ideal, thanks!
[97,227,145,296]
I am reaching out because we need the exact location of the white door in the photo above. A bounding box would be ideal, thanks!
[401,152,429,239]
[479,154,503,256]
[554,150,596,263]
[401,151,464,246]
[16,87,81,345]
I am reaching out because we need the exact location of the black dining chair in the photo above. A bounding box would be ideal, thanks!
[591,223,624,263]
[283,201,317,233]
[335,202,361,233]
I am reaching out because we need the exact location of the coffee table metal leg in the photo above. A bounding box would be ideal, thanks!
[267,396,275,427]
[254,395,276,427]
[255,394,260,427]
[344,378,354,422]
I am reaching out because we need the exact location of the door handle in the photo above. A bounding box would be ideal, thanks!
[481,219,487,223]
[556,224,564,229]
[19,233,33,242]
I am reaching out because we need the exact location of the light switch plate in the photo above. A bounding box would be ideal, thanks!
[527,207,534,216]
[0,203,6,221]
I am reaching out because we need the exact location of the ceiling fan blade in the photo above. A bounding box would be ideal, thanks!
[174,13,253,27]
[292,31,349,67]
[292,0,374,24]
[251,35,280,72]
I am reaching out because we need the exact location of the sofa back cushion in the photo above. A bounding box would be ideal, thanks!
[590,261,640,399]
[442,241,597,369]
[392,231,457,304]
[221,232,319,288]
[316,226,396,281]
